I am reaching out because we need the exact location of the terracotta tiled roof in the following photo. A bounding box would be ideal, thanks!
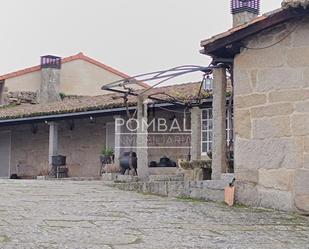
[0,82,211,120]
[200,8,282,47]
[201,4,309,56]
[0,52,148,88]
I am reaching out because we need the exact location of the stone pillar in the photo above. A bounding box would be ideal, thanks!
[136,95,149,179]
[212,67,228,179]
[48,122,59,165]
[114,115,122,166]
[191,107,202,161]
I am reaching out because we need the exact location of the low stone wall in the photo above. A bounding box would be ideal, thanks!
[7,91,37,105]
[110,178,228,203]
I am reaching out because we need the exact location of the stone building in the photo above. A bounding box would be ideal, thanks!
[201,0,309,213]
[0,52,232,181]
[0,53,149,177]
[0,71,214,179]
[0,52,147,105]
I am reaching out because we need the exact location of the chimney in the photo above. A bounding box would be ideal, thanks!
[38,55,61,104]
[231,0,260,27]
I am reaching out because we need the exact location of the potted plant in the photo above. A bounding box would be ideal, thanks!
[100,147,114,165]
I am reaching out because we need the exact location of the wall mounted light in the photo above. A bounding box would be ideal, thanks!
[31,124,39,134]
[89,116,96,124]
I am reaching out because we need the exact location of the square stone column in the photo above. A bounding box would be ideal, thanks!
[137,95,149,179]
[48,122,59,165]
[212,67,228,179]
[114,115,123,166]
[191,107,202,161]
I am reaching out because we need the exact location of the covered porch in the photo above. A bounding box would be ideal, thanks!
[0,98,215,179]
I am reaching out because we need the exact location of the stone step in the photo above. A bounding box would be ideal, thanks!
[149,174,184,182]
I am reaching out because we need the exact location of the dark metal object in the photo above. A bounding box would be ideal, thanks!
[149,161,157,168]
[100,155,114,165]
[10,174,20,179]
[119,152,137,175]
[51,155,68,178]
[100,65,221,109]
[157,156,177,168]
[52,155,66,166]
[41,55,61,69]
[230,178,236,187]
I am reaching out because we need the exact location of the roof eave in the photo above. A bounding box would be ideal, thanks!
[0,103,181,126]
[200,8,308,58]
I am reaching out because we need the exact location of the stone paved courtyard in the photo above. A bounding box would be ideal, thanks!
[0,180,308,249]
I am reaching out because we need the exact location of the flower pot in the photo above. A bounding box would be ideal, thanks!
[100,155,112,165]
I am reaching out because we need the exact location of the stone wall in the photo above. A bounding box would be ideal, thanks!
[112,179,227,203]
[7,117,111,178]
[234,18,309,213]
[7,91,37,105]
[1,106,196,178]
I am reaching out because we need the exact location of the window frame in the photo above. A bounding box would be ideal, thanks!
[201,108,233,156]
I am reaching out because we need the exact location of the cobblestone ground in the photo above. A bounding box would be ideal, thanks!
[0,180,308,249]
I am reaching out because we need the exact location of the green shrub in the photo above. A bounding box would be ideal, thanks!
[101,147,114,156]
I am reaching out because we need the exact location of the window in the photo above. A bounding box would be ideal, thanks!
[201,109,213,154]
[201,108,233,155]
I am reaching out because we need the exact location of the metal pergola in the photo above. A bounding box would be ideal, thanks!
[101,65,222,107]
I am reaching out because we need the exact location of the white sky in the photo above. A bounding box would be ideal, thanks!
[0,0,282,84]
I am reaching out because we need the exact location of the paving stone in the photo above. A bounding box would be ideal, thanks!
[0,179,308,249]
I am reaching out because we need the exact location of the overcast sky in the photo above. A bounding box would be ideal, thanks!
[0,0,282,84]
